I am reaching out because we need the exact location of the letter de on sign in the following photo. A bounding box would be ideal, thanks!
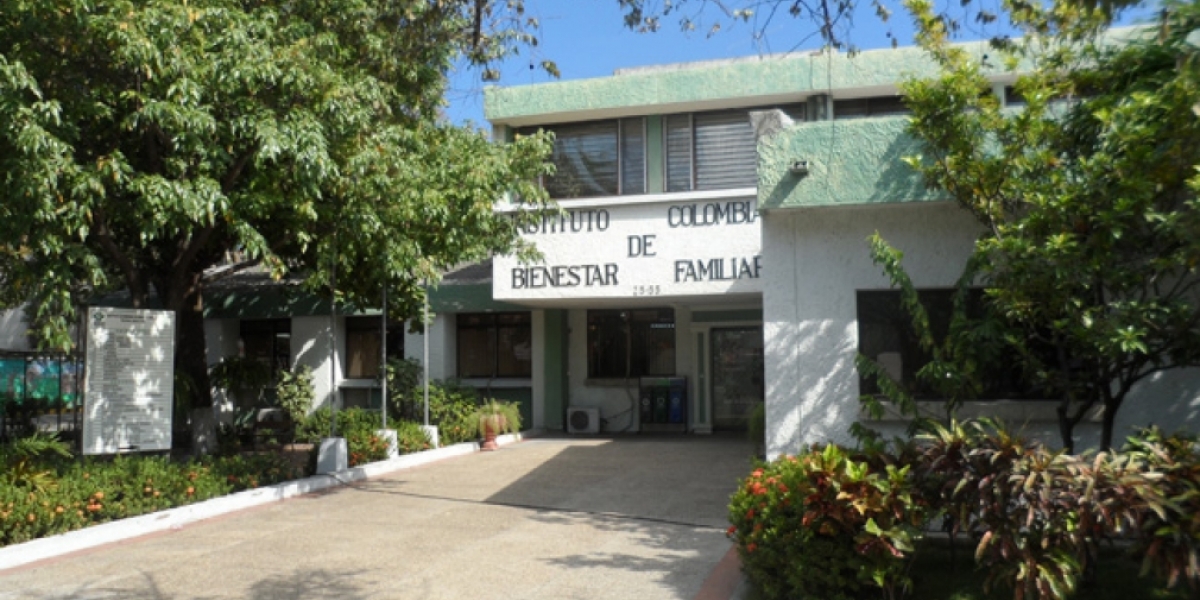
[627,234,657,258]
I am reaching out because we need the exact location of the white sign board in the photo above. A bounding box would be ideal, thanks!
[494,194,763,301]
[82,307,176,454]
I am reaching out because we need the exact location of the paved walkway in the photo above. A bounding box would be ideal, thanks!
[0,435,754,600]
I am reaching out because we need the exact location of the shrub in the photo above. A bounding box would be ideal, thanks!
[1123,427,1200,593]
[386,358,481,446]
[471,399,522,438]
[728,443,927,600]
[297,407,390,467]
[913,419,1149,600]
[275,366,314,425]
[390,419,435,454]
[0,434,300,547]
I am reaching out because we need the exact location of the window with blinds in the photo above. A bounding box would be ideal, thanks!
[665,104,805,192]
[520,118,646,199]
[694,110,759,190]
[665,114,693,192]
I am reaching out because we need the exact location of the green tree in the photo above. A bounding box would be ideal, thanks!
[898,0,1200,450]
[0,1,554,408]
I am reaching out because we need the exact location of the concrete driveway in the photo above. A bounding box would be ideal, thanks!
[0,435,754,600]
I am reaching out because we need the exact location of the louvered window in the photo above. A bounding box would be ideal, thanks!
[520,118,645,199]
[665,105,805,192]
[694,110,758,190]
[619,119,645,195]
[665,114,693,192]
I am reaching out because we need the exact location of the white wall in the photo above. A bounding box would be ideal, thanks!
[403,313,453,381]
[0,308,30,351]
[203,318,240,414]
[762,200,1200,458]
[763,202,982,458]
[293,316,335,412]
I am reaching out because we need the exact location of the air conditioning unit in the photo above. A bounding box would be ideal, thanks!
[567,407,600,434]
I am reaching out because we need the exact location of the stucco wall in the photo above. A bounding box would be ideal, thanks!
[757,116,937,209]
[293,316,334,411]
[762,201,982,457]
[763,201,1200,457]
[403,313,454,382]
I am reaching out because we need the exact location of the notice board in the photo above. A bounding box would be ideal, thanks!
[82,307,176,454]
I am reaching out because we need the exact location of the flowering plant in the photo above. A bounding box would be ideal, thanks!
[727,443,927,600]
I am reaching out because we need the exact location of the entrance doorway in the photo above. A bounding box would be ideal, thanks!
[711,326,764,430]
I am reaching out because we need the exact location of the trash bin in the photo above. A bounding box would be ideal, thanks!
[638,377,687,433]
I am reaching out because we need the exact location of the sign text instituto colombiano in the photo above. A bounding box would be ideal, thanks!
[494,197,762,300]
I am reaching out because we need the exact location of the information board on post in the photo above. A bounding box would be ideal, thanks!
[82,307,176,455]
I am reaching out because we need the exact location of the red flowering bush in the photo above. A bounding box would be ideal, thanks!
[727,443,927,600]
[0,441,299,547]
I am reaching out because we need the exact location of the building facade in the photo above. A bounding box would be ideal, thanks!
[7,36,1196,457]
[466,40,1200,457]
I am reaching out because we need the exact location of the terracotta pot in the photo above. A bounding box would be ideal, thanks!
[480,414,507,451]
[481,426,499,451]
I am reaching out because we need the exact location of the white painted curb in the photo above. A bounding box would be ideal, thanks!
[0,431,530,572]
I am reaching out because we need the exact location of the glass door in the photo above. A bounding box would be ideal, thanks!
[711,327,764,430]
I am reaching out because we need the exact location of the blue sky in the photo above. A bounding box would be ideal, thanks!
[442,0,1158,128]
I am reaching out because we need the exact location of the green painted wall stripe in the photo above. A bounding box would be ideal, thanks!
[429,283,526,313]
[543,309,567,430]
[693,309,763,323]
[204,287,327,319]
[646,116,664,194]
[696,331,707,424]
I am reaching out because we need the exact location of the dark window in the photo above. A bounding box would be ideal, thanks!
[856,290,1044,399]
[1004,86,1027,106]
[587,308,675,378]
[834,96,911,120]
[457,312,532,378]
[520,119,645,199]
[240,319,291,373]
[344,316,381,379]
[339,317,403,380]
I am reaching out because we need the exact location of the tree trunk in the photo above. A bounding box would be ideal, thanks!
[1056,399,1076,455]
[1101,397,1117,451]
[176,288,212,410]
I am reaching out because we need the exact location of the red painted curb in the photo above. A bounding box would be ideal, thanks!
[694,545,743,600]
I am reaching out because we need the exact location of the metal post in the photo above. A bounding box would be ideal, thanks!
[329,236,338,438]
[380,284,387,429]
[429,280,434,427]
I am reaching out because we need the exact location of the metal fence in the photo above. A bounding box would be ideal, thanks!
[0,353,84,447]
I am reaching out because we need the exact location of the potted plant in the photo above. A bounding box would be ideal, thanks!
[472,399,522,451]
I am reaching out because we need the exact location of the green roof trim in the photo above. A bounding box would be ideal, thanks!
[485,44,961,125]
[428,283,525,313]
[204,285,330,319]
